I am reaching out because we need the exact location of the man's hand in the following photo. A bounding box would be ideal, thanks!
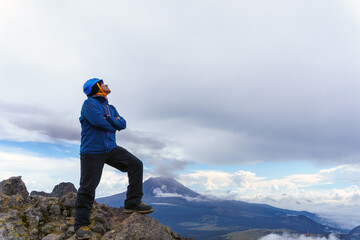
[105,115,126,130]
[104,115,119,120]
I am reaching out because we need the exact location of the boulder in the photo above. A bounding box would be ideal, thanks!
[50,182,77,198]
[101,212,182,240]
[30,190,50,197]
[31,182,77,198]
[0,176,29,201]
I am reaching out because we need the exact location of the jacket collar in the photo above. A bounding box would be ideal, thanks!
[90,96,108,103]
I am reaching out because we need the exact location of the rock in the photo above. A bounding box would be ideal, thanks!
[50,182,77,197]
[59,192,76,210]
[0,176,29,201]
[0,176,192,240]
[49,204,61,215]
[30,191,50,197]
[42,233,64,240]
[101,212,178,240]
[24,205,43,228]
[0,209,29,239]
[69,232,97,240]
[91,212,111,234]
[66,226,75,238]
[41,222,58,235]
[31,181,77,198]
[8,195,27,209]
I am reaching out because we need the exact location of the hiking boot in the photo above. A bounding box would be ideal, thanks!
[75,226,92,239]
[124,202,154,214]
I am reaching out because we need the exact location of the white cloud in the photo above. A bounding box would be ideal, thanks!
[232,170,266,188]
[177,164,360,229]
[0,117,51,143]
[319,164,360,183]
[0,101,80,143]
[241,187,360,230]
[343,0,360,25]
[0,150,79,193]
[152,187,210,202]
[150,203,177,206]
[260,233,339,240]
[96,166,129,198]
[96,167,158,198]
[178,170,234,193]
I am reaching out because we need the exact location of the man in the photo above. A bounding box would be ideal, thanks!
[74,78,153,239]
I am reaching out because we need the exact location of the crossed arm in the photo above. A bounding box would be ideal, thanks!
[105,108,126,130]
[82,102,126,132]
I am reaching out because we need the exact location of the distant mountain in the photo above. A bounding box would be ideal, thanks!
[343,225,360,240]
[97,177,343,240]
[98,177,199,207]
[143,177,200,198]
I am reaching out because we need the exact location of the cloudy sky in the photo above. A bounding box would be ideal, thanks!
[1,0,360,229]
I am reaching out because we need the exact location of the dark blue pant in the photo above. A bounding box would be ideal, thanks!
[74,146,143,231]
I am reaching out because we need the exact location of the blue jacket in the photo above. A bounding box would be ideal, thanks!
[80,96,126,154]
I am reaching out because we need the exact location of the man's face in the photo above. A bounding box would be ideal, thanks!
[100,82,111,95]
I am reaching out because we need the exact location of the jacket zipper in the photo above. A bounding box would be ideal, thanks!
[104,103,111,152]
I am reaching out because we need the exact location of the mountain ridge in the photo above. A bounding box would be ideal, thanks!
[97,176,348,240]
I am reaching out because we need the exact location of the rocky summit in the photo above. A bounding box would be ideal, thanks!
[30,182,78,198]
[0,176,193,240]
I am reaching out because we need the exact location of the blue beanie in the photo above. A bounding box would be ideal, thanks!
[83,78,103,96]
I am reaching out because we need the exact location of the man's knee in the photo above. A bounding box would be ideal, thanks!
[134,157,143,169]
[128,156,143,172]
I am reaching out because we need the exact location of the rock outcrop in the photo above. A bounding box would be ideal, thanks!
[31,182,77,198]
[0,176,29,202]
[50,182,77,198]
[0,176,192,240]
[30,191,50,197]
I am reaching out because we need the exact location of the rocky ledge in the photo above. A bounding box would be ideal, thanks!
[0,176,193,240]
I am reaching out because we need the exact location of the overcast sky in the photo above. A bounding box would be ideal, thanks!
[1,0,360,229]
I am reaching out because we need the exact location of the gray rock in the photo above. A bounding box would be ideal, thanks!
[59,192,76,209]
[0,176,29,201]
[49,204,61,215]
[24,206,43,228]
[50,182,77,198]
[42,233,64,240]
[31,181,77,199]
[66,226,75,238]
[30,191,50,197]
[101,212,175,240]
[41,222,57,235]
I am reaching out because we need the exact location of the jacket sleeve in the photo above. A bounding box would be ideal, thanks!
[106,107,126,131]
[82,101,117,133]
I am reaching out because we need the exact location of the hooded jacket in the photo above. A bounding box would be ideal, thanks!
[80,96,126,154]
